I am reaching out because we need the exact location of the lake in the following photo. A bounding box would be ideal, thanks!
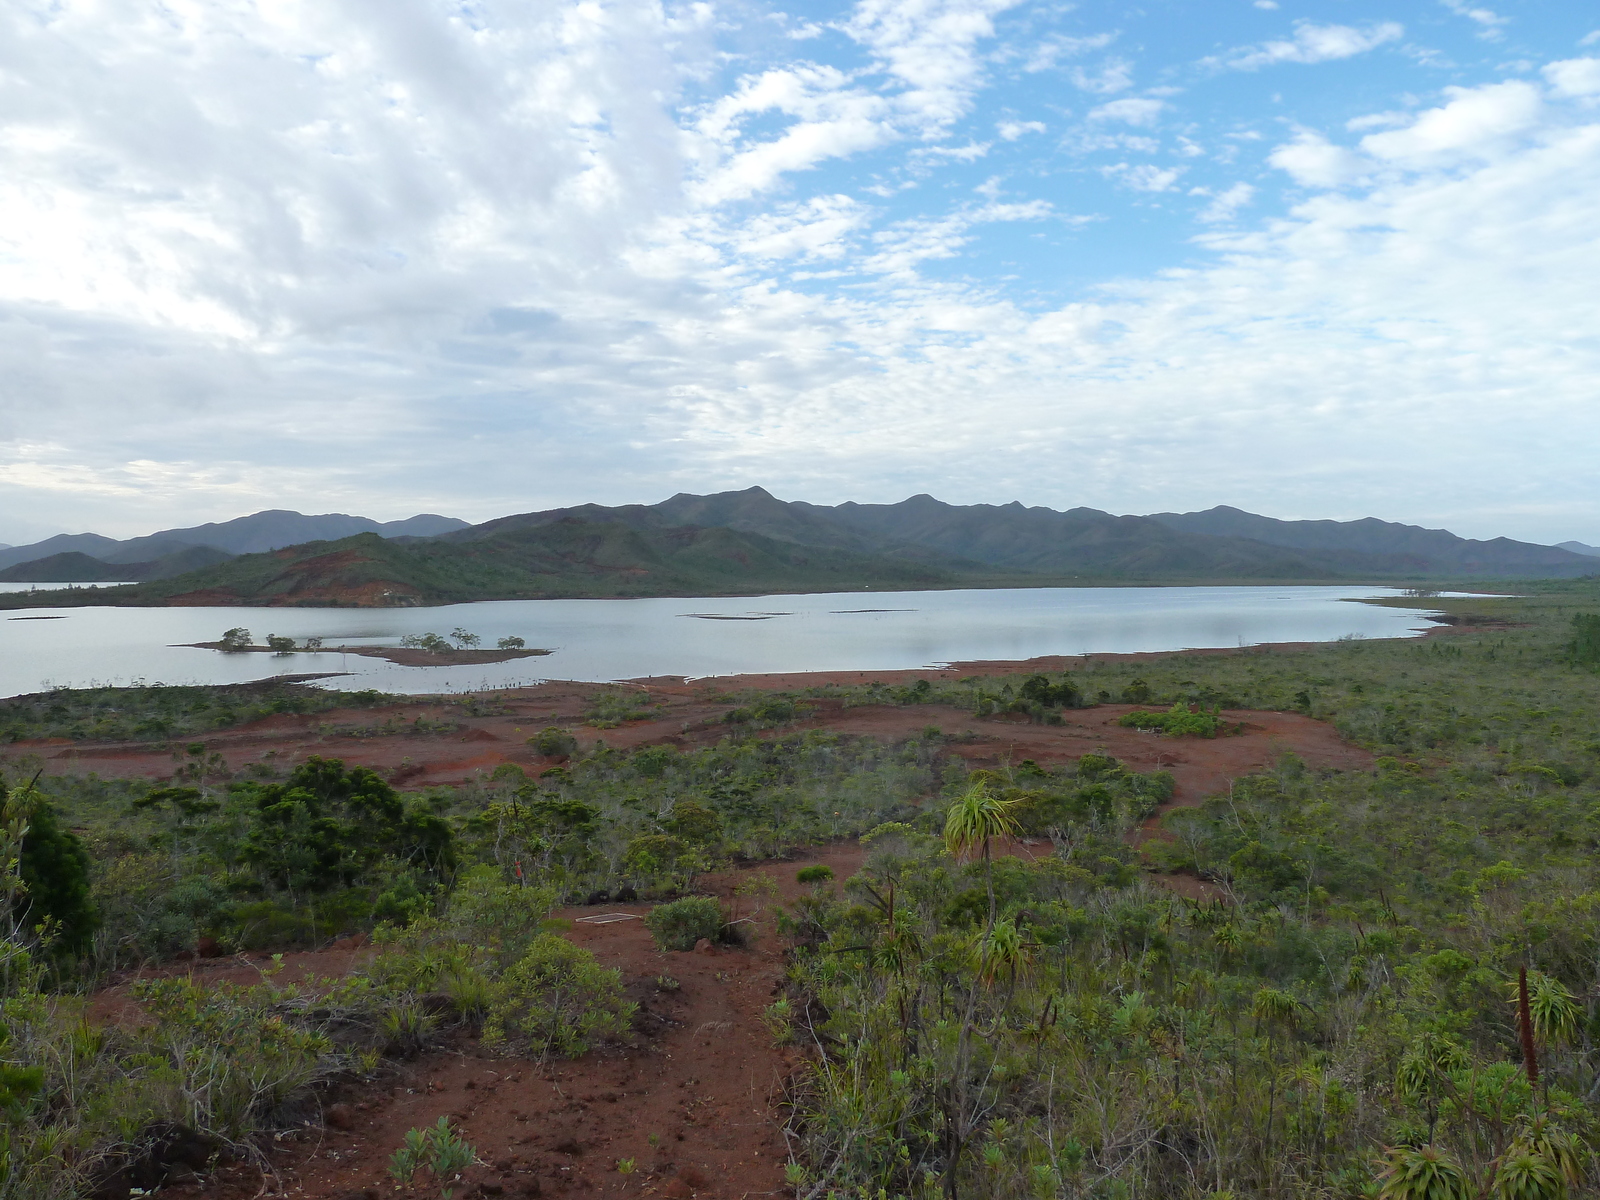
[0,585,1453,699]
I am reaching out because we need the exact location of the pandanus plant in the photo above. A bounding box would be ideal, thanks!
[942,782,1019,933]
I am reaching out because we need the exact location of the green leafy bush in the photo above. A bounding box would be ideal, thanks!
[233,756,457,892]
[622,833,702,891]
[644,895,726,951]
[390,1117,479,1197]
[14,797,97,957]
[529,727,578,756]
[1117,702,1222,737]
[483,934,634,1058]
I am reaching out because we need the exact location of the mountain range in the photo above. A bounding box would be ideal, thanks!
[0,490,1594,608]
[0,510,469,582]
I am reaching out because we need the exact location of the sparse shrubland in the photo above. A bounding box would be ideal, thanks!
[0,584,1596,1195]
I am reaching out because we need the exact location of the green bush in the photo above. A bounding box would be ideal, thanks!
[796,865,834,885]
[1117,702,1221,737]
[483,934,634,1058]
[644,896,726,951]
[1568,613,1600,665]
[529,727,578,757]
[664,799,723,846]
[622,833,702,890]
[15,798,97,957]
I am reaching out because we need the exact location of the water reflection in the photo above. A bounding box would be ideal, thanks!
[0,585,1449,698]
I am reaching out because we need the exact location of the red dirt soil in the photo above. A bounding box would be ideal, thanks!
[17,659,1373,1199]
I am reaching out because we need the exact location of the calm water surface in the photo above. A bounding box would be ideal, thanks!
[0,585,1447,698]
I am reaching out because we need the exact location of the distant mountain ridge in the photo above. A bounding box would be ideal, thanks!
[0,510,469,580]
[1,491,1593,609]
[1148,505,1588,576]
[484,488,1592,580]
[1557,540,1600,557]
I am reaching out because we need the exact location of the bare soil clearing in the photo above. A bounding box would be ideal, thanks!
[6,671,1368,806]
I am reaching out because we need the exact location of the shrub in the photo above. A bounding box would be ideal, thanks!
[796,865,834,885]
[389,1116,478,1195]
[530,727,578,757]
[664,799,723,846]
[483,935,634,1058]
[264,634,296,655]
[442,866,558,968]
[1118,703,1221,738]
[622,833,702,890]
[1568,614,1600,666]
[644,896,726,951]
[14,798,97,957]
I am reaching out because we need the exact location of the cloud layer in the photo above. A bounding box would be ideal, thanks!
[1,0,1598,544]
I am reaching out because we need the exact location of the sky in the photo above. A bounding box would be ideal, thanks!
[1,0,1598,546]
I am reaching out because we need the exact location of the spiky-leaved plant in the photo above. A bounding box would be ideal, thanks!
[942,783,1019,933]
[1375,1144,1472,1200]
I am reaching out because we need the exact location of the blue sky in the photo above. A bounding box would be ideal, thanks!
[1,0,1598,544]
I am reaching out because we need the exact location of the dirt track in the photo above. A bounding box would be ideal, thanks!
[26,670,1372,1199]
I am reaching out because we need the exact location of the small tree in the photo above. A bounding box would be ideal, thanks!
[451,628,482,650]
[218,627,252,651]
[264,634,295,656]
[401,633,452,653]
[497,636,526,650]
[1,780,96,960]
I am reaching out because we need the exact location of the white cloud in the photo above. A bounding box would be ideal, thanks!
[1544,58,1600,98]
[1441,0,1508,41]
[843,0,1021,135]
[1195,182,1256,223]
[1213,21,1405,71]
[1088,97,1166,127]
[1077,133,1161,154]
[1071,59,1136,95]
[1255,2,1280,10]
[690,65,895,203]
[731,195,871,261]
[1101,163,1185,191]
[997,119,1046,140]
[1023,33,1117,73]
[1360,80,1543,163]
[863,199,1055,276]
[1268,130,1368,186]
[2,4,1600,547]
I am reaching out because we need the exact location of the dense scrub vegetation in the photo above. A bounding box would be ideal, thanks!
[768,589,1600,1197]
[0,722,950,1193]
[0,583,1598,1196]
[0,681,393,744]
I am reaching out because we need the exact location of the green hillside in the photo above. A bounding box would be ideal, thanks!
[0,520,1031,609]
